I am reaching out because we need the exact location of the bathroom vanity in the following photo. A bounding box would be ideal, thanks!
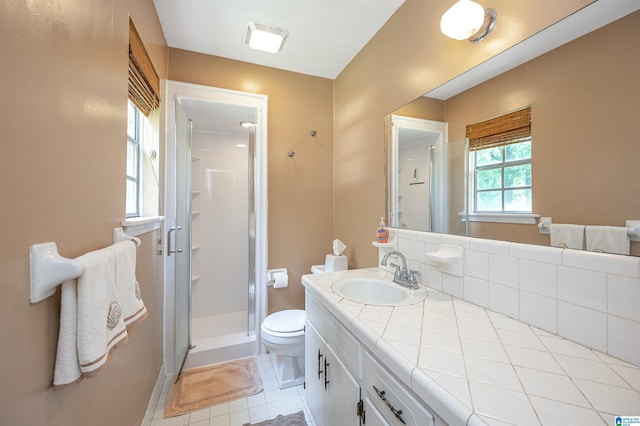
[303,268,640,425]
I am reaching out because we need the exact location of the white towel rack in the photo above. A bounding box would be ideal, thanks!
[29,243,84,304]
[30,228,141,304]
[113,227,141,247]
[538,217,640,242]
[537,217,552,234]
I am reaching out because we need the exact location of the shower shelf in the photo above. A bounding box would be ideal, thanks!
[192,245,201,251]
[191,155,201,161]
[192,211,200,216]
[192,191,200,196]
[192,274,200,282]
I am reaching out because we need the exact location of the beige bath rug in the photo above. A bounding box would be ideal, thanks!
[164,357,263,418]
[243,410,308,426]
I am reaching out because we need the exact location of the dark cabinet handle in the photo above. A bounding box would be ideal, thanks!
[373,385,406,424]
[324,358,330,390]
[317,349,323,380]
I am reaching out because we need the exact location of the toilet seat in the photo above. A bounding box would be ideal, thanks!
[263,309,305,334]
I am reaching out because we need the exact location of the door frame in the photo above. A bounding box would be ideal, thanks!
[163,80,269,376]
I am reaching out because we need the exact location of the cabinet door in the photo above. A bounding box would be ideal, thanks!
[324,342,361,426]
[363,397,391,426]
[305,322,327,426]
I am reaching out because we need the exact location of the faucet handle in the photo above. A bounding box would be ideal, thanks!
[408,270,421,284]
[390,263,403,279]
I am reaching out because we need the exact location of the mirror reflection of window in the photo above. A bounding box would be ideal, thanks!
[466,106,532,215]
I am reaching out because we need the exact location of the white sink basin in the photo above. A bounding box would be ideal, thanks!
[332,276,427,306]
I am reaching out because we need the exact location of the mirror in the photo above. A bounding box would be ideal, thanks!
[386,6,640,255]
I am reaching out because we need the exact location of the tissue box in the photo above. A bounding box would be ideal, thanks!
[325,254,347,272]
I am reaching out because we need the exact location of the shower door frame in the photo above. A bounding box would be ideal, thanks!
[164,80,269,377]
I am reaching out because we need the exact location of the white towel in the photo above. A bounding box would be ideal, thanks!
[53,280,82,387]
[550,224,585,250]
[585,225,630,255]
[109,241,147,327]
[76,246,129,376]
[53,242,146,387]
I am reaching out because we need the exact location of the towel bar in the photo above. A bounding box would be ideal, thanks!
[30,243,84,304]
[113,227,141,247]
[30,229,141,304]
[539,217,640,242]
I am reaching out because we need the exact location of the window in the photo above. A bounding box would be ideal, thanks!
[467,106,532,215]
[126,101,142,217]
[125,18,161,221]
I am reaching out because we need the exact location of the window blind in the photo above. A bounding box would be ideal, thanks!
[129,18,160,116]
[467,106,531,151]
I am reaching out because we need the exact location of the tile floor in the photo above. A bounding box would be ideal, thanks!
[141,354,315,426]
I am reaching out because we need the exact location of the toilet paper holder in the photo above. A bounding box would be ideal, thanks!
[267,268,288,287]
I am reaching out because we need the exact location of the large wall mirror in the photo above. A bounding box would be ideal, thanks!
[386,3,640,256]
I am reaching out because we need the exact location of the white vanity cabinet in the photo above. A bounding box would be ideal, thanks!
[305,321,361,426]
[305,291,440,426]
[305,292,362,425]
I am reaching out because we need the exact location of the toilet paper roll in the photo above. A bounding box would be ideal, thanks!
[272,271,289,288]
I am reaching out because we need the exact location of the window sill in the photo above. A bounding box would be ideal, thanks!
[122,216,165,236]
[459,212,539,224]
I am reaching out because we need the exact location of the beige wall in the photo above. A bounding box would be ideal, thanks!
[445,11,640,255]
[168,50,334,314]
[334,0,594,268]
[0,0,167,425]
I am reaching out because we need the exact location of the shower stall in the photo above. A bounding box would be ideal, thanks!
[165,81,268,378]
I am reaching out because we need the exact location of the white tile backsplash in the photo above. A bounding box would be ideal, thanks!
[389,229,640,366]
[519,291,557,333]
[557,301,607,352]
[608,274,640,322]
[558,266,607,312]
[488,254,519,288]
[488,282,519,318]
[608,316,640,366]
[465,250,489,279]
[519,259,558,298]
[463,276,489,307]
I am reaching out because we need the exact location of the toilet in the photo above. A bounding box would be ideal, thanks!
[261,309,306,389]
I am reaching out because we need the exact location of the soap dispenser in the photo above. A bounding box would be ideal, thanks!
[377,217,389,243]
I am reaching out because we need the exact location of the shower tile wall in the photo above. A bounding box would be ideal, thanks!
[191,130,249,319]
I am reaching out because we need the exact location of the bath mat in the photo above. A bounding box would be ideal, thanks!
[243,410,308,426]
[164,357,263,418]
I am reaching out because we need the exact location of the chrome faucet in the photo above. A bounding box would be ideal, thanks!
[380,250,420,289]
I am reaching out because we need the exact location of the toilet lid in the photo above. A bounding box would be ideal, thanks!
[263,309,305,333]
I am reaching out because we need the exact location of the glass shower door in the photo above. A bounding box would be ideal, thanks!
[174,99,193,381]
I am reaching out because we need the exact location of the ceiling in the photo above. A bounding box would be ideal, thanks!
[153,0,405,80]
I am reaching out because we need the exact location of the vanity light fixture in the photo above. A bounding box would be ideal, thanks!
[246,21,289,53]
[440,0,497,43]
[240,121,256,128]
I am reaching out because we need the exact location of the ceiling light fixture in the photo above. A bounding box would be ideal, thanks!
[440,0,497,43]
[246,21,289,53]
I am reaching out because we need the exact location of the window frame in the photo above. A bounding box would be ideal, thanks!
[471,137,532,214]
[126,101,143,218]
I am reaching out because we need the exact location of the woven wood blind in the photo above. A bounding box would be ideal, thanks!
[467,106,531,151]
[129,18,160,116]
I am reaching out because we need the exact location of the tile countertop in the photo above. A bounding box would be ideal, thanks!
[301,268,640,426]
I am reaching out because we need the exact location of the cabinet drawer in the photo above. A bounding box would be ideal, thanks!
[363,351,434,426]
[306,292,361,378]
